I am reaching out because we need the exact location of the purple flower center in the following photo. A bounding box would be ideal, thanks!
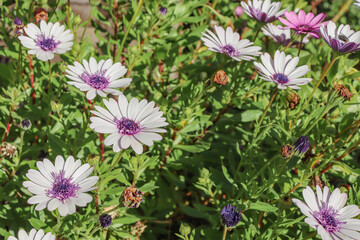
[81,72,109,90]
[313,206,342,233]
[273,73,289,84]
[115,117,140,135]
[296,24,312,34]
[36,35,59,51]
[46,171,79,202]
[221,45,238,57]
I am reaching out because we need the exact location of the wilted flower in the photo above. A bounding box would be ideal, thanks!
[254,50,312,89]
[18,21,74,61]
[123,187,144,208]
[14,17,24,36]
[293,186,360,239]
[201,26,261,61]
[7,228,55,240]
[14,17,22,26]
[287,92,300,109]
[1,143,17,158]
[293,136,310,154]
[66,57,132,100]
[131,221,147,238]
[221,204,242,227]
[333,84,354,101]
[99,214,112,228]
[320,21,360,54]
[34,7,48,23]
[23,155,99,216]
[280,144,294,159]
[21,119,31,130]
[279,10,327,39]
[241,0,285,23]
[159,7,168,16]
[234,6,243,17]
[262,23,309,47]
[90,96,168,154]
[213,70,228,85]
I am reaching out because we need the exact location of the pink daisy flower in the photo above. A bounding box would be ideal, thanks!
[279,10,327,39]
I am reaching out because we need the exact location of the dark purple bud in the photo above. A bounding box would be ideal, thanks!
[294,136,310,154]
[159,7,168,16]
[14,17,22,26]
[99,214,112,228]
[221,204,242,228]
[21,119,31,130]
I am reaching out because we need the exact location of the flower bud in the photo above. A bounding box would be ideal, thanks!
[235,6,243,17]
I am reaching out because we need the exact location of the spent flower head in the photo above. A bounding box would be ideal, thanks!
[1,143,17,158]
[123,187,144,208]
[221,204,242,227]
[201,26,261,61]
[293,186,360,239]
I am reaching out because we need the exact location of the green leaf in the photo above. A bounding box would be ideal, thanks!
[29,218,46,229]
[248,201,277,212]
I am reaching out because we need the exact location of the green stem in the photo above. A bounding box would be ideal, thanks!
[297,35,305,56]
[222,227,228,240]
[253,25,262,42]
[66,0,70,27]
[80,5,94,42]
[107,150,125,174]
[254,88,278,138]
[293,56,338,123]
[115,0,145,62]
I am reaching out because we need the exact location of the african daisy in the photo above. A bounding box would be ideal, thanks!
[262,23,309,47]
[23,155,99,217]
[254,50,312,89]
[18,20,73,61]
[66,57,132,100]
[279,10,327,39]
[293,186,360,240]
[201,26,261,61]
[241,0,285,23]
[89,95,168,154]
[320,21,360,54]
[8,229,55,240]
[355,0,360,7]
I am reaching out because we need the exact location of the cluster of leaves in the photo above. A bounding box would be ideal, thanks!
[0,0,359,239]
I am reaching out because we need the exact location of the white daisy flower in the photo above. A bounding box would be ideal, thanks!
[354,0,360,7]
[262,23,309,47]
[65,57,132,100]
[18,20,74,61]
[89,95,168,154]
[241,0,285,23]
[8,229,55,240]
[201,26,262,61]
[254,50,312,89]
[293,186,360,240]
[23,155,99,217]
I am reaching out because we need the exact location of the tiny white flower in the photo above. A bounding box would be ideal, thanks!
[201,26,261,61]
[23,156,98,217]
[18,21,74,61]
[293,186,360,240]
[89,95,168,154]
[65,57,132,100]
[241,0,285,23]
[254,50,312,89]
[7,228,56,240]
[8,229,55,240]
[262,23,309,47]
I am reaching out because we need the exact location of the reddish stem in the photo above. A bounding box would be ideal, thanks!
[1,113,12,148]
[28,56,36,104]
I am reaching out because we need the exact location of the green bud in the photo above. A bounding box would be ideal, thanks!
[51,101,63,113]
[86,153,99,166]
[179,222,191,237]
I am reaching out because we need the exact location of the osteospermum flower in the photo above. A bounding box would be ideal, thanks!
[65,57,132,100]
[254,50,312,89]
[293,186,360,240]
[18,20,73,61]
[355,0,360,7]
[23,156,99,216]
[8,229,55,240]
[89,96,168,154]
[279,10,326,39]
[241,0,285,23]
[201,26,261,61]
[262,23,309,46]
[320,21,360,54]
[221,204,242,227]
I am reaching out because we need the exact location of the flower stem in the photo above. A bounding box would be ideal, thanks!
[293,56,338,123]
[254,88,278,138]
[115,0,145,62]
[297,35,305,56]
[107,150,125,173]
[222,227,228,240]
[253,25,262,42]
[80,4,93,42]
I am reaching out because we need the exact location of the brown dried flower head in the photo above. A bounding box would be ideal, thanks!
[213,70,228,85]
[312,175,326,190]
[280,144,294,159]
[301,146,316,164]
[123,187,144,208]
[34,8,48,23]
[1,143,17,158]
[333,84,354,101]
[288,92,300,109]
[131,221,147,238]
